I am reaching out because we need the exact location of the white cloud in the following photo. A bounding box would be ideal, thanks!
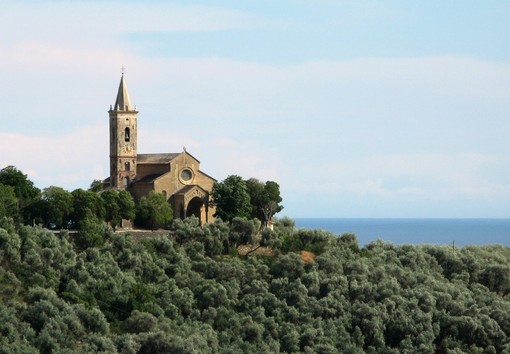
[0,125,108,190]
[0,2,257,44]
[1,0,510,218]
[289,152,510,203]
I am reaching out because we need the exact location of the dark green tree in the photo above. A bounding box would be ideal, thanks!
[0,166,40,223]
[118,190,136,221]
[479,264,510,295]
[0,184,18,219]
[136,191,173,231]
[69,189,105,228]
[211,175,251,223]
[101,189,135,230]
[74,211,106,249]
[0,166,40,205]
[245,178,283,228]
[89,180,105,193]
[101,189,121,230]
[40,186,73,229]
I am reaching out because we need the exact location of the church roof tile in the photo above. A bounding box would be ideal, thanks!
[134,173,164,183]
[137,153,180,164]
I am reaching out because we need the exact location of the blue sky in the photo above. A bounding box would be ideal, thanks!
[1,0,510,217]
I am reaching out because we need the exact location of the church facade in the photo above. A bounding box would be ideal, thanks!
[105,74,216,224]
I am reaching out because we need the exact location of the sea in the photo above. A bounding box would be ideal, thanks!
[293,218,510,247]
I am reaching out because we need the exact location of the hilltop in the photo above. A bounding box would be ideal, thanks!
[1,216,510,353]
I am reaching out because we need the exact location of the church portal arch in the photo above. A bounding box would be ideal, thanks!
[175,185,210,224]
[186,197,204,222]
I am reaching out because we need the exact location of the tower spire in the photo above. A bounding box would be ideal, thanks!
[114,72,133,111]
[109,72,139,189]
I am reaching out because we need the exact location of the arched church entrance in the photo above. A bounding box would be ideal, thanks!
[175,185,210,224]
[186,197,204,223]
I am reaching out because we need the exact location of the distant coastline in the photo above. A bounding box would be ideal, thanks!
[294,218,510,247]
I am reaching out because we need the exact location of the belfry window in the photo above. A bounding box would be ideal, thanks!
[123,177,129,187]
[125,128,130,142]
[125,162,130,171]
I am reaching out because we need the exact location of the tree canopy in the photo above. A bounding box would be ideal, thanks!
[211,175,251,223]
[101,189,136,230]
[0,166,40,204]
[39,186,74,229]
[0,166,40,223]
[245,178,283,227]
[0,184,17,219]
[136,191,173,230]
[3,165,510,352]
[1,216,510,353]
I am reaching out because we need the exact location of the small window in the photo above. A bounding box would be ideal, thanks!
[125,162,130,171]
[125,127,130,142]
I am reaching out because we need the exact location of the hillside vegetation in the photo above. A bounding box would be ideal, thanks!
[1,216,510,353]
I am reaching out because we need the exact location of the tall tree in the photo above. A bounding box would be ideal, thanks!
[245,178,283,228]
[0,166,40,223]
[101,189,135,230]
[0,166,40,204]
[69,189,105,228]
[40,186,73,229]
[136,191,173,231]
[211,175,251,223]
[0,184,18,219]
[89,180,104,193]
[101,190,122,230]
[118,190,136,221]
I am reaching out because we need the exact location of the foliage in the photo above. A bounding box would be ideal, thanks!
[74,212,109,249]
[211,175,251,223]
[101,189,135,230]
[135,191,173,230]
[0,166,40,223]
[0,184,17,219]
[89,179,105,193]
[0,166,40,205]
[69,189,106,228]
[39,186,74,229]
[245,178,283,227]
[228,217,260,250]
[2,213,510,352]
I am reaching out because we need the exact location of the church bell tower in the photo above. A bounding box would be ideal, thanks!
[109,73,138,189]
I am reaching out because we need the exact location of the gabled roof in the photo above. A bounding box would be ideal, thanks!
[134,173,165,183]
[137,153,180,164]
[114,75,134,111]
[197,170,217,182]
[175,184,208,196]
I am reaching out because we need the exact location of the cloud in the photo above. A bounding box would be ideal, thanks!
[1,2,257,43]
[137,128,282,182]
[0,125,108,190]
[293,152,510,202]
[1,0,510,218]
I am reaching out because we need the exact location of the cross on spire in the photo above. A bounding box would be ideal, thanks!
[121,65,126,77]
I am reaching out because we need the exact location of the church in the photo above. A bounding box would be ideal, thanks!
[105,74,216,224]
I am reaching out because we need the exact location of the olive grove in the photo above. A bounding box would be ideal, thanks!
[1,215,510,353]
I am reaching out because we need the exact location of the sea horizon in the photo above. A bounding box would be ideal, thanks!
[293,217,510,247]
